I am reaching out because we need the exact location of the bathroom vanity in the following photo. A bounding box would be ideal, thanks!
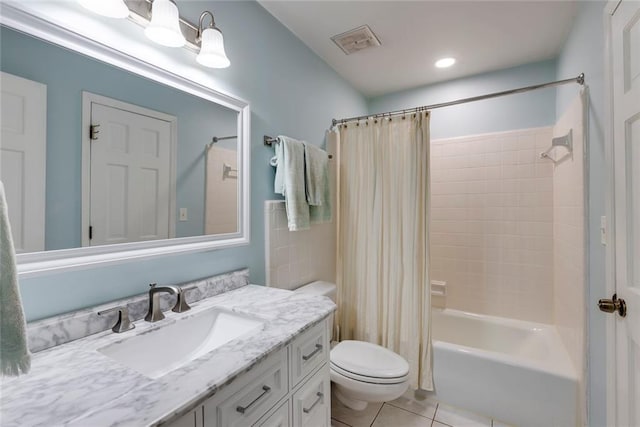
[169,319,330,427]
[0,271,334,427]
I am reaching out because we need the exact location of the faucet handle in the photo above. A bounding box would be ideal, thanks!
[172,286,196,313]
[98,306,135,333]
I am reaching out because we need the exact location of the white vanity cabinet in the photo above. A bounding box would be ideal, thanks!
[165,318,331,427]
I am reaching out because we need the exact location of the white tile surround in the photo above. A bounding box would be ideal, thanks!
[553,93,586,424]
[265,200,336,289]
[430,127,555,323]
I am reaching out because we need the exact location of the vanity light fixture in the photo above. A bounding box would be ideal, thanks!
[78,0,129,19]
[196,11,230,68]
[435,57,456,68]
[144,0,186,48]
[80,0,231,68]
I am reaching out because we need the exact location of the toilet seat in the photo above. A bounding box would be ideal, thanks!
[330,362,409,384]
[330,340,410,385]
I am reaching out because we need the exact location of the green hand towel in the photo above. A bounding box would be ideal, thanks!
[304,142,331,223]
[0,181,31,376]
[272,136,310,231]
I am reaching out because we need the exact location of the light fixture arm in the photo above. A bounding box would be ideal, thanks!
[198,11,220,38]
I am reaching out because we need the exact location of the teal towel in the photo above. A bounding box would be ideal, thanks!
[271,136,310,231]
[0,181,31,376]
[304,142,331,223]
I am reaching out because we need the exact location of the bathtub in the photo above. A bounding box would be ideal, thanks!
[431,309,578,427]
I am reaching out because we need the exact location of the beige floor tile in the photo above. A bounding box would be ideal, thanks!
[331,419,352,427]
[387,389,438,419]
[433,422,450,427]
[434,403,492,427]
[330,391,383,427]
[371,404,432,427]
[491,420,515,427]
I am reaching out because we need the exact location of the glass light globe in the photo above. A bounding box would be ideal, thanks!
[78,0,129,19]
[196,27,230,68]
[144,0,186,48]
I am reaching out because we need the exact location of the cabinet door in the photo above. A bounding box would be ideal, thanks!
[254,400,290,427]
[165,408,201,427]
[292,366,330,427]
[290,320,329,388]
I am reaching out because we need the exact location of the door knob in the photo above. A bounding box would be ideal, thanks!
[598,293,626,317]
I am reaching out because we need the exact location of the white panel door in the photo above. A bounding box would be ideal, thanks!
[0,71,47,253]
[89,102,172,246]
[611,1,640,425]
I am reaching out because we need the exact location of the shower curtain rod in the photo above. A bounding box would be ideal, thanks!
[331,73,585,127]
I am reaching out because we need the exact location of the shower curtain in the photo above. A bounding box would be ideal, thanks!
[334,112,433,391]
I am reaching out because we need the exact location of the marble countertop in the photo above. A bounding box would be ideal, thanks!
[1,285,335,427]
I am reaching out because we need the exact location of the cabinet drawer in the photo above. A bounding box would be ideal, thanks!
[254,400,290,427]
[210,349,288,427]
[290,320,329,387]
[292,365,330,427]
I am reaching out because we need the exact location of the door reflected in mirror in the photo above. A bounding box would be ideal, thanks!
[0,25,241,254]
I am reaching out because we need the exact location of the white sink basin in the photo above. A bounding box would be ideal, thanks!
[97,308,264,379]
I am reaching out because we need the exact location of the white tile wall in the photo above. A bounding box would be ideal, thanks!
[553,94,586,425]
[205,146,238,234]
[264,200,336,289]
[430,127,555,323]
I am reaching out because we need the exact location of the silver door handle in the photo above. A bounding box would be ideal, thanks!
[302,344,323,361]
[236,385,271,414]
[598,293,627,317]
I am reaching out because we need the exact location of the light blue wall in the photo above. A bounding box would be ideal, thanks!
[556,2,607,426]
[16,1,367,321]
[0,26,238,244]
[368,59,558,139]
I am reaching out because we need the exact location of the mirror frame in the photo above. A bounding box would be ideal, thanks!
[1,3,251,278]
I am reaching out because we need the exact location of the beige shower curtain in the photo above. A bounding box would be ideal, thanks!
[333,112,433,391]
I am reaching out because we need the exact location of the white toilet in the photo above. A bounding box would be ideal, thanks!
[294,281,410,411]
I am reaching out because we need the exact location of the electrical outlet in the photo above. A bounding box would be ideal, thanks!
[179,208,188,221]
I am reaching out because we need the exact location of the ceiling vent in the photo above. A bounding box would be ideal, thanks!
[331,25,381,55]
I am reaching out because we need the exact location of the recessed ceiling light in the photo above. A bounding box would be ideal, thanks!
[435,57,456,68]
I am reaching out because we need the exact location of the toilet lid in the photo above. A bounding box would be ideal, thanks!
[330,341,409,381]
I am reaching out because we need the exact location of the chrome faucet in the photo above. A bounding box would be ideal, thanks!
[144,283,194,322]
[145,283,180,322]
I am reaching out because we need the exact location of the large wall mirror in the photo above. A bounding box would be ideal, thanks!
[0,3,250,277]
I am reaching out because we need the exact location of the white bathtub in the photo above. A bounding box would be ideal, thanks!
[431,309,578,427]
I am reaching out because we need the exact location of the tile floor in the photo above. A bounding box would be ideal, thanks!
[331,388,511,427]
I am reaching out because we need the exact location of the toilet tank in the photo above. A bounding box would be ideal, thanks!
[293,281,337,303]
